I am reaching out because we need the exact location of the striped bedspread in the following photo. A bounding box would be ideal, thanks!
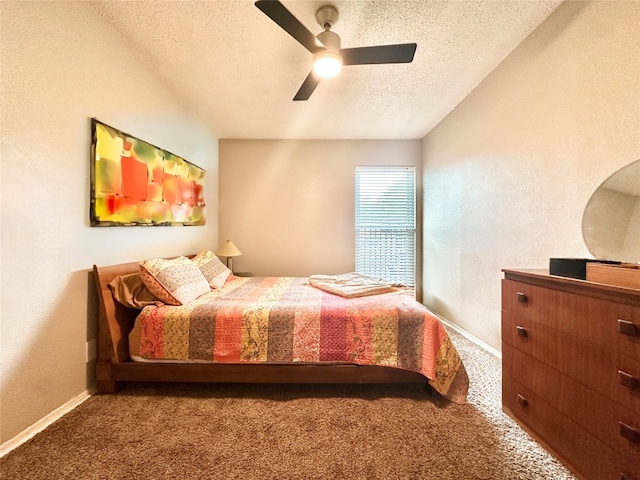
[130,276,469,403]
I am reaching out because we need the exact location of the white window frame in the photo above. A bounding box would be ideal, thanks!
[355,166,416,287]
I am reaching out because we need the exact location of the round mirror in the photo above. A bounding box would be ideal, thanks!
[582,159,640,263]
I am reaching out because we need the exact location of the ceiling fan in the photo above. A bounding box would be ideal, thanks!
[255,0,417,101]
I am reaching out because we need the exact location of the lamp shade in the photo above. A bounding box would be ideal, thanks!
[216,240,242,258]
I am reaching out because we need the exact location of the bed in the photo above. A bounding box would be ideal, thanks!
[93,253,469,403]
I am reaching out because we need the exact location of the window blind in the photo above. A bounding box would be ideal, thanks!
[355,166,416,287]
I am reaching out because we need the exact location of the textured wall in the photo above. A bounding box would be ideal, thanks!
[219,139,422,283]
[0,1,218,444]
[421,0,640,350]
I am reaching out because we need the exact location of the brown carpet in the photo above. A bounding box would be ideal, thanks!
[1,328,576,479]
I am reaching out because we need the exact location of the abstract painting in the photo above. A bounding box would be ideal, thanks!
[90,119,205,226]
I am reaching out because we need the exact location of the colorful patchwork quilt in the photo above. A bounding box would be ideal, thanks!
[130,276,469,403]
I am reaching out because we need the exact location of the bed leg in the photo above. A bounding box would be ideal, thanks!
[96,379,122,394]
[96,361,122,393]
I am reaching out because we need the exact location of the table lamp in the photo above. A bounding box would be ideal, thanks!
[216,240,242,273]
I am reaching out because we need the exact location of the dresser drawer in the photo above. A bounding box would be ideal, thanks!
[503,343,640,463]
[502,279,640,360]
[503,371,640,480]
[502,312,640,414]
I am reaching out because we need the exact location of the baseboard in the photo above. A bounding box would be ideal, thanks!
[0,388,95,457]
[437,316,502,359]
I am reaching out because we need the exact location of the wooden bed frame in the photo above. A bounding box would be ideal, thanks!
[93,259,429,394]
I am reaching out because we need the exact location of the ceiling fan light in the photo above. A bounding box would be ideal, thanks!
[313,51,342,78]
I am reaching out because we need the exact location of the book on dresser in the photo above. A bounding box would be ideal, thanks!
[501,268,639,480]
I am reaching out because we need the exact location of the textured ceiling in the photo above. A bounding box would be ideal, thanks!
[89,0,563,140]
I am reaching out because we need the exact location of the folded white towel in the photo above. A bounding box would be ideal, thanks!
[308,272,403,298]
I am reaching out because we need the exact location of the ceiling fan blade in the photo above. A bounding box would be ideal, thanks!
[255,1,322,54]
[340,43,417,65]
[293,72,320,101]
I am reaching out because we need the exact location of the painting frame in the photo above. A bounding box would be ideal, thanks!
[90,118,206,227]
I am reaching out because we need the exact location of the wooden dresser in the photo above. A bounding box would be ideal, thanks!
[502,269,640,480]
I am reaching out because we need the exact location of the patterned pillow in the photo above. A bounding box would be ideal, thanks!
[191,250,232,289]
[139,256,211,305]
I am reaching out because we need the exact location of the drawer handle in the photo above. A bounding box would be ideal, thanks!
[618,319,640,337]
[516,292,528,303]
[620,474,634,480]
[618,370,639,390]
[619,422,640,443]
[516,326,528,338]
[517,394,528,408]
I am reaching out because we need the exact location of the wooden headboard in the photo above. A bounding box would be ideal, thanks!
[93,261,142,364]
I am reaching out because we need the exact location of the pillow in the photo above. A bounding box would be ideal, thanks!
[108,273,161,309]
[139,256,211,305]
[191,250,232,289]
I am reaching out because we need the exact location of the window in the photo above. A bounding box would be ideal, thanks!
[355,166,416,287]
